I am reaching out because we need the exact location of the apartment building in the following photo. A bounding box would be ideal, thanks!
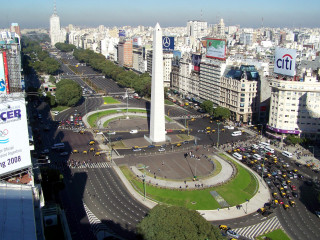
[267,69,320,140]
[220,65,260,124]
[117,40,133,67]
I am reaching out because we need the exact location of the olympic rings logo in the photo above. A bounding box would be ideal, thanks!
[0,129,8,137]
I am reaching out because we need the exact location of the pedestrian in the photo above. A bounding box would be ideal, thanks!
[217,208,220,211]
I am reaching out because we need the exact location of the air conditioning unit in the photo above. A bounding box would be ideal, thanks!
[43,214,58,227]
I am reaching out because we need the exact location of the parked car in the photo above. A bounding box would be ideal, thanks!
[226,230,239,239]
[147,145,155,148]
[158,148,166,152]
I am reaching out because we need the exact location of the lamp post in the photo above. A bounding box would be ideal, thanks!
[125,89,129,119]
[217,122,221,147]
[261,149,266,181]
[142,165,147,200]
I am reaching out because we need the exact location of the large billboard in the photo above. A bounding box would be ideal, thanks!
[192,54,202,71]
[133,37,142,47]
[172,51,181,66]
[274,47,296,77]
[0,99,32,176]
[119,30,126,37]
[2,51,9,94]
[162,36,174,51]
[206,38,226,60]
[0,52,6,96]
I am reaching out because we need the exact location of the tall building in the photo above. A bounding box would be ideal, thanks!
[117,40,133,67]
[267,69,320,141]
[10,23,21,37]
[49,3,65,46]
[187,20,208,39]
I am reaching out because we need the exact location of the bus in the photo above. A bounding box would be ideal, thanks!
[231,131,242,136]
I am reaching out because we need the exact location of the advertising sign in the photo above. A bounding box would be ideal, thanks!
[132,37,142,47]
[2,51,9,94]
[267,125,300,135]
[192,54,202,71]
[0,53,6,96]
[206,38,226,60]
[119,30,126,37]
[162,36,174,51]
[0,99,32,176]
[274,47,296,76]
[172,51,181,66]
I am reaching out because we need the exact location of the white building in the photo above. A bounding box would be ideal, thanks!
[267,69,320,140]
[49,5,66,46]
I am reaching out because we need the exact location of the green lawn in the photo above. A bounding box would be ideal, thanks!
[103,96,120,104]
[120,154,258,210]
[256,229,290,240]
[165,99,175,105]
[51,106,69,112]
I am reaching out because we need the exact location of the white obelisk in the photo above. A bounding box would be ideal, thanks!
[150,23,166,143]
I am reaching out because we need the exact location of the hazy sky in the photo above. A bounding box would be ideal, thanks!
[1,0,320,29]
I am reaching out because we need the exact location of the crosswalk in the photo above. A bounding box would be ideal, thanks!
[233,216,282,239]
[70,162,111,169]
[83,203,116,237]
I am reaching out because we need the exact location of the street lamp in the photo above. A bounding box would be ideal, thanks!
[142,165,147,200]
[125,89,129,119]
[216,122,221,147]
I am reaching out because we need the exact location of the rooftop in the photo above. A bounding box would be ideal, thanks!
[224,65,260,80]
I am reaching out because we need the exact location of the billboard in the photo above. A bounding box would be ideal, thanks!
[162,36,174,51]
[172,51,181,66]
[133,37,142,47]
[192,54,202,71]
[0,99,32,176]
[274,47,296,76]
[206,38,226,60]
[2,51,9,94]
[0,52,6,96]
[119,30,126,37]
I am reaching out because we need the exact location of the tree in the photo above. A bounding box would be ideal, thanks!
[200,100,213,115]
[213,106,231,121]
[285,135,302,145]
[136,205,224,240]
[55,79,82,107]
[49,75,56,84]
[45,91,56,107]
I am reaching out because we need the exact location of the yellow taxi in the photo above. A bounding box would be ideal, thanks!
[219,225,229,230]
[94,152,101,156]
[89,147,95,152]
[72,149,79,154]
[89,140,95,145]
[83,150,88,154]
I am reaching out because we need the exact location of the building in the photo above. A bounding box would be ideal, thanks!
[220,65,260,124]
[117,40,133,67]
[186,20,208,39]
[267,69,320,141]
[163,52,173,87]
[199,59,226,105]
[0,32,23,93]
[49,4,66,46]
[10,23,21,37]
[132,47,145,73]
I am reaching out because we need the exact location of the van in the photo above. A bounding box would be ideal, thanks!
[232,152,243,160]
[51,143,65,150]
[282,151,293,158]
[252,144,259,150]
[264,146,274,154]
[130,129,138,134]
[252,154,262,160]
[259,142,270,148]
[231,131,242,136]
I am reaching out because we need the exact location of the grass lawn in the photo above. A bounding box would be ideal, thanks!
[165,99,175,105]
[120,154,258,210]
[256,229,290,240]
[51,106,69,112]
[87,109,148,127]
[103,96,120,104]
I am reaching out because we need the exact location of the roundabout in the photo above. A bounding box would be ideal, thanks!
[83,108,270,220]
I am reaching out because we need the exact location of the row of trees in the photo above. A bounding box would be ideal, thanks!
[55,43,152,97]
[200,100,231,120]
[22,37,61,75]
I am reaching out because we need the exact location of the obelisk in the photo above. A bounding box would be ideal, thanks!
[150,23,166,143]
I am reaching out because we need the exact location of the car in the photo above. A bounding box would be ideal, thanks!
[60,152,68,156]
[176,143,182,147]
[182,141,190,144]
[315,211,320,218]
[284,204,290,210]
[262,210,273,217]
[132,147,142,152]
[115,137,123,141]
[158,148,166,152]
[279,199,284,205]
[289,200,296,207]
[89,140,95,145]
[94,152,101,156]
[130,129,138,134]
[219,225,230,230]
[147,145,155,148]
[224,125,235,130]
[292,191,298,198]
[226,230,239,239]
[291,185,297,191]
[107,131,116,135]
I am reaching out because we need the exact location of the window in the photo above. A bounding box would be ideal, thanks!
[240,98,245,102]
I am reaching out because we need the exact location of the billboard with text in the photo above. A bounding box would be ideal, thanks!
[206,38,226,60]
[119,30,126,37]
[0,98,32,176]
[274,47,296,76]
[172,51,181,66]
[133,37,142,47]
[0,53,6,96]
[162,36,174,51]
[192,54,202,71]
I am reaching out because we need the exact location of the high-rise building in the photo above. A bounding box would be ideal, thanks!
[187,20,208,39]
[117,40,133,67]
[49,3,66,46]
[10,23,21,37]
[267,69,320,141]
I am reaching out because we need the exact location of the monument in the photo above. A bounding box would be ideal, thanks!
[150,23,166,143]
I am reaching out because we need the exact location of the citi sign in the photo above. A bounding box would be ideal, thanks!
[274,48,296,77]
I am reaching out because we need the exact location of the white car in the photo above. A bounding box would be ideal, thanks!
[108,131,116,135]
[158,148,166,152]
[224,125,235,130]
[130,129,138,134]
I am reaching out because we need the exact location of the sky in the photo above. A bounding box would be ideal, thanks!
[1,0,320,29]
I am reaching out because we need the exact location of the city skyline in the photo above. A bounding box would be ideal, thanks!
[1,0,320,29]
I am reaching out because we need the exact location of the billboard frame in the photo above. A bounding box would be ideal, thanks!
[206,38,226,60]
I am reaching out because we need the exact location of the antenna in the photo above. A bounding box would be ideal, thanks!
[201,9,203,21]
[261,17,264,29]
[54,0,57,15]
